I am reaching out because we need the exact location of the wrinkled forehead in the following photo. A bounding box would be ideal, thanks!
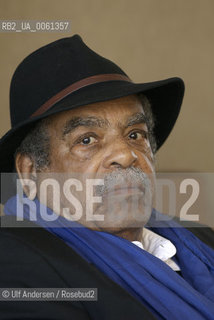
[46,94,146,133]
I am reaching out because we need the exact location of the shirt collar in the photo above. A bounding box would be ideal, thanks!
[132,228,180,271]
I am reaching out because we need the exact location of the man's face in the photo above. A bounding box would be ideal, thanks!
[36,94,155,239]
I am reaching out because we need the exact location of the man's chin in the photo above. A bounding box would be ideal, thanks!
[86,213,149,234]
[90,200,152,230]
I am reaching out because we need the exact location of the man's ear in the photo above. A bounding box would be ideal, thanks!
[15,153,37,200]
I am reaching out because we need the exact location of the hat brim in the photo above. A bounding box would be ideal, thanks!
[0,77,184,173]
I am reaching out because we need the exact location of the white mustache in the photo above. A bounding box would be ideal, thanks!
[95,167,151,197]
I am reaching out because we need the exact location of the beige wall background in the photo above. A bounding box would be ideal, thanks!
[0,0,213,172]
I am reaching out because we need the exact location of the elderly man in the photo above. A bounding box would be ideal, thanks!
[0,35,214,320]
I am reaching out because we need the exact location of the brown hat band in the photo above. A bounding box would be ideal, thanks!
[30,73,132,118]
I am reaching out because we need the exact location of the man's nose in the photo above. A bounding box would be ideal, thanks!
[102,142,138,169]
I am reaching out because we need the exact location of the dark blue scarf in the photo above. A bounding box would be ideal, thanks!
[4,195,214,320]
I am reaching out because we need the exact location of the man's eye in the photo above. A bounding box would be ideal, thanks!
[129,131,148,140]
[80,136,97,145]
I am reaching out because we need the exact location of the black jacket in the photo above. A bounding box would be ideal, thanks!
[0,215,214,320]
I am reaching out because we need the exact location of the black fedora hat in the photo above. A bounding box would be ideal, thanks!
[0,34,184,174]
